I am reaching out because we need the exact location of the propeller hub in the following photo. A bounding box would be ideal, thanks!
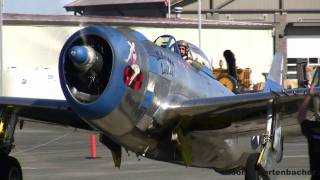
[69,46,89,65]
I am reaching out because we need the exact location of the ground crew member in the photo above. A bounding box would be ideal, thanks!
[297,85,320,180]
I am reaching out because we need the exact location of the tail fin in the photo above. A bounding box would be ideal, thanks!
[264,52,284,92]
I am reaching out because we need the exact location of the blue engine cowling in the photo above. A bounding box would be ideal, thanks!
[59,26,149,136]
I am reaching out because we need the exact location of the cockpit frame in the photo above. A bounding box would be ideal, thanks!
[154,35,211,67]
[154,35,180,54]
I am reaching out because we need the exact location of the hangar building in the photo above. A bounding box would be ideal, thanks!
[64,0,320,82]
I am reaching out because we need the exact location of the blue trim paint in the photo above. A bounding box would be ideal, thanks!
[199,67,214,79]
[148,56,161,74]
[131,31,148,41]
[264,52,283,92]
[59,26,130,120]
[141,90,154,109]
[68,46,89,65]
[264,79,283,92]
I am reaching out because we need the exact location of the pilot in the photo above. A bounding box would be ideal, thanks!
[297,85,320,180]
[177,40,193,64]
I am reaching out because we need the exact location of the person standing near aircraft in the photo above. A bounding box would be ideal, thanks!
[297,85,320,180]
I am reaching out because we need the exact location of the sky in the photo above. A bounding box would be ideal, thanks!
[3,0,74,15]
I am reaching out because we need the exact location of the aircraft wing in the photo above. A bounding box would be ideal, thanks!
[164,88,316,133]
[0,96,92,130]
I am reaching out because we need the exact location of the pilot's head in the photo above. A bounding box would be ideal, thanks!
[177,40,188,58]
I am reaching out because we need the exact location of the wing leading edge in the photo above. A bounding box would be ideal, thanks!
[163,88,318,133]
[0,96,91,130]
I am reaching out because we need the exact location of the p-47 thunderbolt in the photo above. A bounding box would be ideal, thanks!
[0,26,318,180]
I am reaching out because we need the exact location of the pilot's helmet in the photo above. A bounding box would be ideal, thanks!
[177,40,188,48]
[177,40,189,57]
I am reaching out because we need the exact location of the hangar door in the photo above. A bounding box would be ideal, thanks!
[286,24,320,80]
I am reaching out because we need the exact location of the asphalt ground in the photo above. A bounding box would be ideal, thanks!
[11,122,311,180]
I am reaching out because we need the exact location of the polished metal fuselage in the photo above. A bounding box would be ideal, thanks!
[60,26,302,172]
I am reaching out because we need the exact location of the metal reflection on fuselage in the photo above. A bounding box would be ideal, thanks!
[59,26,246,171]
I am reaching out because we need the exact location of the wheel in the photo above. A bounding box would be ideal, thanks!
[218,75,237,92]
[0,156,23,180]
[245,153,263,180]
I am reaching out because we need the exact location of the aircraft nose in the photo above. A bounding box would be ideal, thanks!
[69,46,89,65]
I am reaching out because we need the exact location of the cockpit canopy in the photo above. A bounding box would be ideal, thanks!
[154,35,211,69]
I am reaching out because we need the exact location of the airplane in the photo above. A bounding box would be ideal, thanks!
[0,25,318,180]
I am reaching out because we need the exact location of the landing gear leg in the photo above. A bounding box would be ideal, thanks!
[0,108,23,180]
[246,98,283,180]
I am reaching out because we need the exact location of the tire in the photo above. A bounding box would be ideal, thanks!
[245,153,263,180]
[0,156,23,180]
[218,75,238,92]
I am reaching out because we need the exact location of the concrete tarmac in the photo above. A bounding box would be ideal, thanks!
[11,122,311,180]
